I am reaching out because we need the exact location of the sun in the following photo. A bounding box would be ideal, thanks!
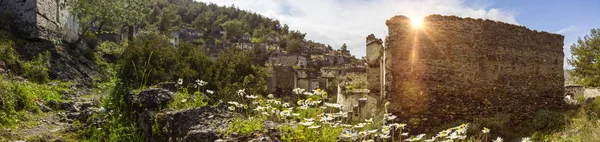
[410,17,424,28]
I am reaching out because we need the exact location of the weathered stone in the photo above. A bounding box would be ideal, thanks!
[131,88,174,111]
[0,0,79,42]
[381,15,565,133]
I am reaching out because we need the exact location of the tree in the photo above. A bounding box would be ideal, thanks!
[69,0,150,36]
[568,29,600,87]
[220,20,244,42]
[341,43,348,51]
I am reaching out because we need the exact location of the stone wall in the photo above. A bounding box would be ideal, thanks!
[0,0,79,42]
[383,15,565,132]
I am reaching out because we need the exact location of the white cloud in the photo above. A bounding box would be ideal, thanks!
[197,0,518,57]
[555,25,577,34]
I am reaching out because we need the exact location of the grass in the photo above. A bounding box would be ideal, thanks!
[0,74,67,129]
[534,97,600,141]
[168,87,208,110]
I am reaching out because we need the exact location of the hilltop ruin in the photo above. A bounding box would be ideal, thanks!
[368,15,566,132]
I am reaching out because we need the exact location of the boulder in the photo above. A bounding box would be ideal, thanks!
[131,88,174,111]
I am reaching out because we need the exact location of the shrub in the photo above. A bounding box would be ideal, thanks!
[21,51,50,83]
[0,34,21,73]
[584,97,600,120]
[532,109,565,131]
[168,89,208,110]
[0,75,64,128]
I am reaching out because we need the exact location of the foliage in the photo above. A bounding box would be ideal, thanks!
[584,97,600,120]
[535,100,600,141]
[168,88,208,110]
[568,28,600,87]
[341,43,348,52]
[226,117,264,135]
[21,51,50,83]
[0,75,65,129]
[0,32,20,73]
[532,109,565,131]
[68,0,151,34]
[80,79,144,141]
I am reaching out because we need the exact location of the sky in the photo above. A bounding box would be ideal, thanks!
[197,0,600,69]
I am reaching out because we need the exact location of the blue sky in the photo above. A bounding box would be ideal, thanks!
[199,0,600,69]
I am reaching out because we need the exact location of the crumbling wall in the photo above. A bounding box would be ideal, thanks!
[383,15,565,132]
[0,0,79,42]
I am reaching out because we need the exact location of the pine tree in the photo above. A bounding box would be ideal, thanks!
[568,29,600,87]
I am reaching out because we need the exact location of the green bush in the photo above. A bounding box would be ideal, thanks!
[0,31,21,73]
[118,29,266,102]
[0,75,64,128]
[532,109,565,131]
[22,51,50,83]
[584,97,600,120]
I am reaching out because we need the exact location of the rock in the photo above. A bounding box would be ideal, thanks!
[131,88,174,111]
[263,121,275,130]
[59,101,78,112]
[134,103,233,142]
[37,102,52,112]
[156,82,177,92]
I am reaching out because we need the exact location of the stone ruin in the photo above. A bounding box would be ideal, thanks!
[0,0,79,42]
[367,15,566,132]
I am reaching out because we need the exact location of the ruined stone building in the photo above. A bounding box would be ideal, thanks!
[0,0,79,42]
[367,15,565,132]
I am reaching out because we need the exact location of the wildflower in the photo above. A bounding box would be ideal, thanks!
[362,139,374,142]
[181,99,187,103]
[340,124,352,127]
[358,131,368,136]
[424,137,436,142]
[401,133,408,136]
[228,106,235,111]
[237,89,246,96]
[340,131,355,138]
[367,129,378,134]
[282,103,290,107]
[303,92,315,96]
[194,84,198,88]
[206,90,214,94]
[279,110,291,117]
[261,112,269,115]
[196,80,207,86]
[291,113,300,116]
[297,99,304,105]
[215,139,225,142]
[320,116,334,122]
[387,114,397,121]
[267,94,274,99]
[177,78,183,85]
[365,118,373,123]
[482,127,490,134]
[521,137,531,142]
[308,125,321,129]
[293,88,305,94]
[245,95,258,99]
[299,105,308,110]
[405,137,418,142]
[304,118,314,122]
[227,101,239,106]
[325,103,343,108]
[448,132,458,139]
[379,134,391,139]
[493,137,503,142]
[353,124,364,129]
[252,101,259,105]
[299,121,314,126]
[415,134,426,140]
[254,106,265,111]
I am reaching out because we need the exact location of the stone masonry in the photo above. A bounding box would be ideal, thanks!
[0,0,79,42]
[373,15,565,133]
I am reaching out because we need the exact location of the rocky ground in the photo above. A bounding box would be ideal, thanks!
[0,82,104,141]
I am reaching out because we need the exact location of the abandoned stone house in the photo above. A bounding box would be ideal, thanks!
[355,15,566,133]
[0,0,79,42]
[267,55,307,67]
